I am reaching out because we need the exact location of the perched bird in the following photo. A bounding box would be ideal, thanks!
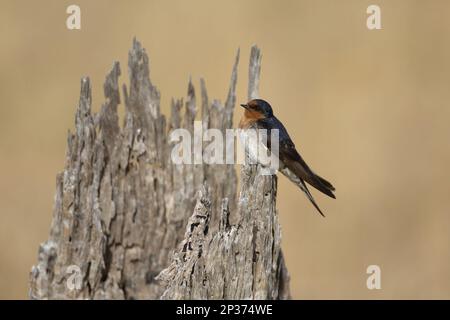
[239,99,335,216]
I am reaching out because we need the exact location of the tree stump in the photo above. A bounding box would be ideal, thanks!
[29,39,290,300]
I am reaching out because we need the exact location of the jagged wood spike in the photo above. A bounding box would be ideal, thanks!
[224,48,240,129]
[200,78,209,132]
[248,45,262,101]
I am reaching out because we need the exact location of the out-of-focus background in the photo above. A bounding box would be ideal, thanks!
[1,0,450,299]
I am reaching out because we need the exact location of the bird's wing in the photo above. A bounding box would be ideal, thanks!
[280,139,335,199]
[258,117,336,199]
[257,116,335,199]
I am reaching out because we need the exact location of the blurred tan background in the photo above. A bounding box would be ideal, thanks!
[1,0,450,299]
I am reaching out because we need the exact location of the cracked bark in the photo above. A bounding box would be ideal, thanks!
[29,40,290,300]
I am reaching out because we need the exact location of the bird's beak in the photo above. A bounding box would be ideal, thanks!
[240,104,248,110]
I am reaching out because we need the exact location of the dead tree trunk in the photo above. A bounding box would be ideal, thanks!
[29,40,290,300]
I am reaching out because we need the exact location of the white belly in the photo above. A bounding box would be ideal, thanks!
[238,128,278,174]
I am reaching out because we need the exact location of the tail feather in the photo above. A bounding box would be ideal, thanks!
[299,180,325,217]
[289,161,336,199]
[280,167,326,217]
[313,172,335,191]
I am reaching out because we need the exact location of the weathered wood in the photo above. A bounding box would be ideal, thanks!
[29,39,290,299]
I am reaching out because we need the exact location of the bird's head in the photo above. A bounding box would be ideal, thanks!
[240,99,273,119]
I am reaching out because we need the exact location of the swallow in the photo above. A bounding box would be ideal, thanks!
[239,99,335,216]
